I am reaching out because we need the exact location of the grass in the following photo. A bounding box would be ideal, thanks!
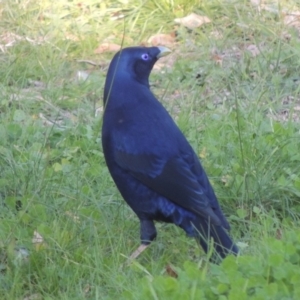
[0,0,300,299]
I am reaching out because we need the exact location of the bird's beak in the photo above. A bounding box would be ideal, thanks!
[157,46,171,58]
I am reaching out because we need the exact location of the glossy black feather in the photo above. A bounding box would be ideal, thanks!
[102,46,238,260]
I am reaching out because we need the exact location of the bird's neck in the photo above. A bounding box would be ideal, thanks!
[104,75,150,107]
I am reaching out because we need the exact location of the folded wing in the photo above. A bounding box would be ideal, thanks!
[115,149,224,226]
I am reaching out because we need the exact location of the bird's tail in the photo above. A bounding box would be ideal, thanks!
[193,218,238,262]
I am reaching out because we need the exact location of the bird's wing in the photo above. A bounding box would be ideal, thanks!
[114,150,222,226]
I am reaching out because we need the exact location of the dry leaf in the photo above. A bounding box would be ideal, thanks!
[210,30,223,40]
[110,10,127,21]
[65,211,80,222]
[148,33,176,47]
[23,293,43,300]
[211,54,223,66]
[32,230,44,244]
[28,79,46,88]
[249,0,264,12]
[250,0,262,6]
[94,43,121,54]
[95,106,103,117]
[165,264,178,278]
[221,175,232,186]
[236,241,248,249]
[128,244,149,261]
[153,54,176,70]
[76,70,90,82]
[64,33,79,41]
[83,284,92,295]
[199,147,207,159]
[174,13,211,29]
[246,44,260,57]
[32,230,47,251]
[0,32,47,52]
[283,12,300,28]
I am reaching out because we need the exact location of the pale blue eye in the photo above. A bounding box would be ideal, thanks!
[141,53,149,60]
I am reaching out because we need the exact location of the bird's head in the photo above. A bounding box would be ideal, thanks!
[104,46,171,104]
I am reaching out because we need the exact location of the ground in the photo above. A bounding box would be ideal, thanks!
[0,1,300,299]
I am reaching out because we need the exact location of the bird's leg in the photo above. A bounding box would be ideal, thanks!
[128,220,157,260]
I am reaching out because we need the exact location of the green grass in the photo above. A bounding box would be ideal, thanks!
[0,0,300,299]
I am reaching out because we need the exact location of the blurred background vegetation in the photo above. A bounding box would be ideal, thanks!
[0,0,300,299]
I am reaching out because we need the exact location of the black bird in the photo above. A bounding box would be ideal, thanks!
[102,46,238,261]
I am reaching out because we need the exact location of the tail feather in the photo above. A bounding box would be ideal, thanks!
[193,218,238,262]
